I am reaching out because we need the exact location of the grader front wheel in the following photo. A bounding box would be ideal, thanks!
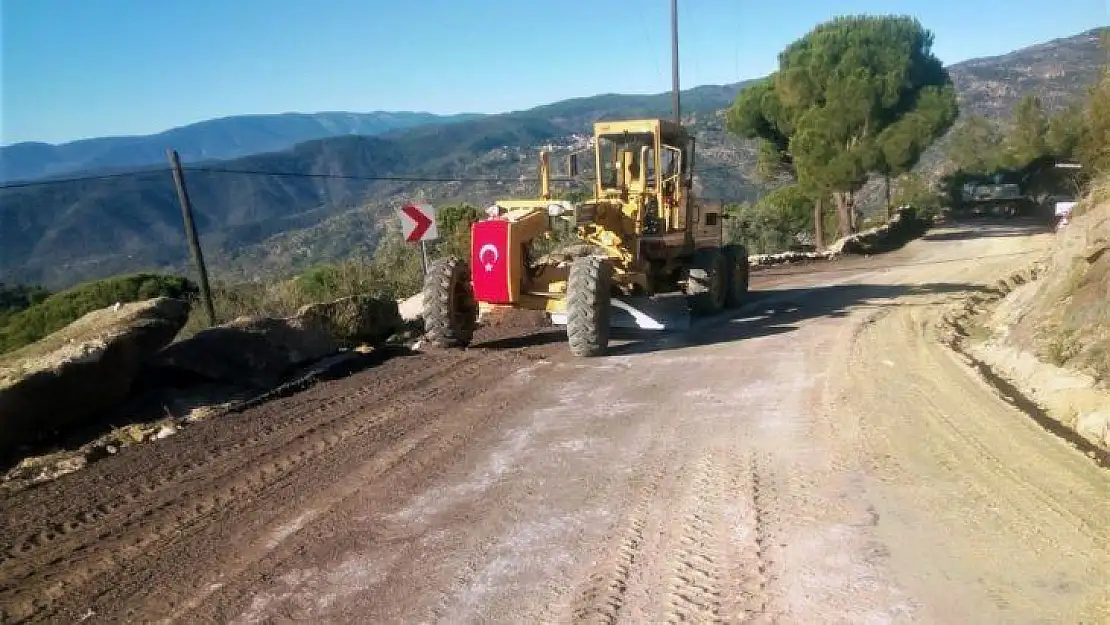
[422,256,478,348]
[566,256,613,357]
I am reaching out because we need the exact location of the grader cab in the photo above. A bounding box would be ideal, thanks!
[421,117,749,357]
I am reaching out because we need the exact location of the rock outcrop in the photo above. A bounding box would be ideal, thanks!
[747,208,931,268]
[827,208,930,256]
[0,297,190,459]
[748,250,834,267]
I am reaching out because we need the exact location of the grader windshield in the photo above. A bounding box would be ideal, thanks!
[595,130,684,194]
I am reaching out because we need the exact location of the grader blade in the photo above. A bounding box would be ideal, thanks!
[611,294,692,330]
[550,293,691,331]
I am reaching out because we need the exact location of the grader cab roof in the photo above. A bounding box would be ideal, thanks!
[593,118,690,142]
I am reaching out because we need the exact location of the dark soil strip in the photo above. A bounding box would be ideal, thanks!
[227,345,411,414]
[964,352,1110,469]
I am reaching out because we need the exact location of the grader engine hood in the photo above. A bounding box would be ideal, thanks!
[470,219,513,304]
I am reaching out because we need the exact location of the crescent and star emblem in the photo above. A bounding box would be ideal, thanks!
[478,244,500,272]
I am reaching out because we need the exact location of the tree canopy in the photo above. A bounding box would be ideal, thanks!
[1078,61,1110,173]
[944,114,1008,175]
[727,15,959,237]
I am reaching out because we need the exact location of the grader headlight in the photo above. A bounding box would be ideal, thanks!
[546,201,573,218]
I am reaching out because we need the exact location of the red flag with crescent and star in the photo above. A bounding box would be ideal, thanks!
[470,219,512,303]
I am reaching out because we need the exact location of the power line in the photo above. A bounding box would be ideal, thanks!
[0,169,171,189]
[186,166,576,184]
[0,161,750,191]
[0,167,567,189]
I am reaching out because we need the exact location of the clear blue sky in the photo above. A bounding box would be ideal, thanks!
[2,0,1107,145]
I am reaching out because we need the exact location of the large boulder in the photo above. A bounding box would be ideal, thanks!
[152,315,340,389]
[398,293,423,322]
[0,297,190,459]
[152,294,402,389]
[296,295,403,346]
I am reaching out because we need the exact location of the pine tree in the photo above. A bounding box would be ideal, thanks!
[727,15,958,238]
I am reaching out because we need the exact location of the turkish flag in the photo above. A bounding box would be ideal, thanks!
[471,219,512,303]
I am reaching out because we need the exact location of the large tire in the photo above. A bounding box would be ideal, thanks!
[422,256,478,348]
[686,248,727,315]
[723,244,750,308]
[566,256,612,357]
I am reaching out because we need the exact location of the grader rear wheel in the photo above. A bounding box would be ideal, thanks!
[723,244,750,308]
[566,256,612,357]
[686,248,728,315]
[422,256,478,348]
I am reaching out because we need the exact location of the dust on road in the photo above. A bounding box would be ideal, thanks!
[1,218,1107,624]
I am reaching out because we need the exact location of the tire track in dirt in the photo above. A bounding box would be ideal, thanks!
[886,309,1107,544]
[171,361,555,624]
[129,349,556,624]
[662,452,728,624]
[658,449,782,625]
[0,341,543,624]
[0,349,476,566]
[565,460,667,625]
[1,352,488,579]
[557,442,782,625]
[711,452,781,625]
[741,452,782,624]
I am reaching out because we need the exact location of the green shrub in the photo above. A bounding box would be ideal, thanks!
[0,273,197,354]
[0,283,52,327]
[891,172,944,220]
[726,185,815,254]
[0,283,51,314]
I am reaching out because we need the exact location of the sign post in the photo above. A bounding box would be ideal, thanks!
[398,202,438,275]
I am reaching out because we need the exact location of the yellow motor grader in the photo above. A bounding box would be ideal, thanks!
[420,117,749,357]
[420,1,746,357]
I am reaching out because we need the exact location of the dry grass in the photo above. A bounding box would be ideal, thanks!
[179,252,424,339]
[1076,175,1110,217]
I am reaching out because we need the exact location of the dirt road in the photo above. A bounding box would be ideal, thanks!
[2,219,1108,624]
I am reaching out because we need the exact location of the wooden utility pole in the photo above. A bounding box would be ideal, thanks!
[885,173,893,220]
[167,149,216,327]
[671,0,681,124]
[814,196,825,251]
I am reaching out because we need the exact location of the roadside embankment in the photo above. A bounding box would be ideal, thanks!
[1,293,406,491]
[938,178,1110,452]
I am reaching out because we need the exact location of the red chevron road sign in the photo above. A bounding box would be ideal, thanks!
[399,203,438,242]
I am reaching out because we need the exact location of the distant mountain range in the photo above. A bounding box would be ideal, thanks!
[0,83,751,185]
[0,111,485,183]
[1,27,1106,289]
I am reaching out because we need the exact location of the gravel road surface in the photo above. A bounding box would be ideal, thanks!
[2,218,1107,624]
